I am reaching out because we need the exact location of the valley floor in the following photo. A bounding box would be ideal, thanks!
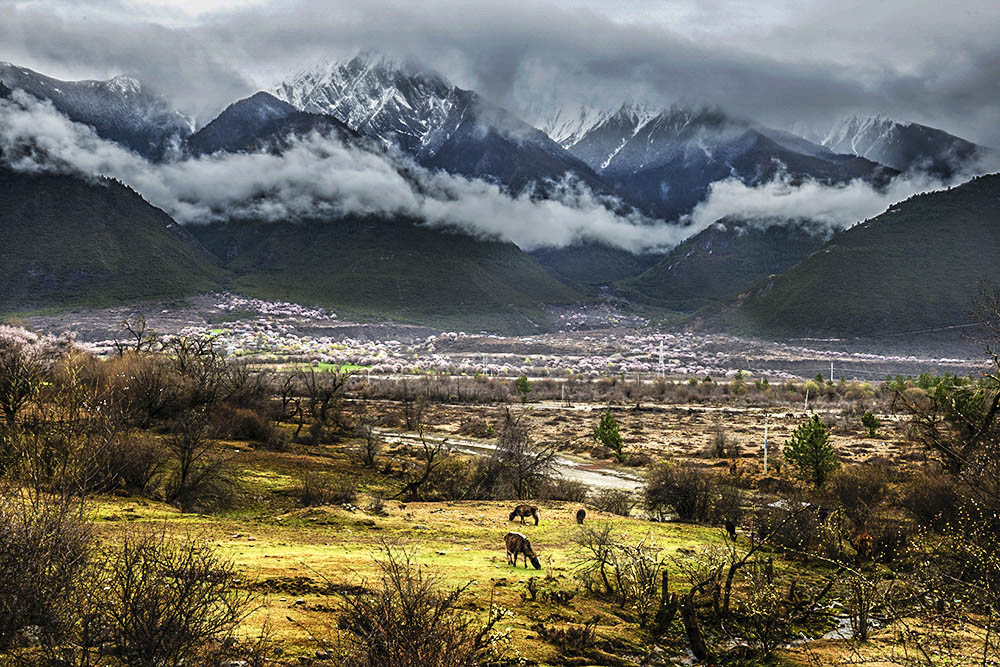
[22,292,987,381]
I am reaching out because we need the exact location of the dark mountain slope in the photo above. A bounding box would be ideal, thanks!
[623,219,830,310]
[720,174,1000,337]
[185,92,358,155]
[530,243,661,289]
[189,216,585,333]
[0,168,223,312]
[419,89,611,196]
[185,92,297,155]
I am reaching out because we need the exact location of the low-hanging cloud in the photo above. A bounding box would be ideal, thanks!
[685,170,961,236]
[0,90,687,252]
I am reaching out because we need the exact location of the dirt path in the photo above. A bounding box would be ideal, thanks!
[374,428,643,491]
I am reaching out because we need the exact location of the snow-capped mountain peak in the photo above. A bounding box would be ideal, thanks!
[822,114,906,157]
[821,113,983,174]
[273,51,458,153]
[104,74,143,96]
[536,101,656,149]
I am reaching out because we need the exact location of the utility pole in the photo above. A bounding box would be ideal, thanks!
[831,360,834,383]
[763,412,769,475]
[659,340,665,378]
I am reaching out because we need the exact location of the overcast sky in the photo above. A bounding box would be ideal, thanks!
[2,0,999,145]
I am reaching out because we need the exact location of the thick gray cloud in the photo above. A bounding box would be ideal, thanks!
[1,0,998,144]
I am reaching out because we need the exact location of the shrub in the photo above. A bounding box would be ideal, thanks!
[354,416,383,468]
[591,488,637,517]
[84,530,261,667]
[335,546,505,667]
[589,444,612,459]
[707,419,739,459]
[299,473,358,506]
[211,405,285,449]
[367,496,388,516]
[753,503,823,554]
[573,523,674,630]
[802,380,821,398]
[644,463,727,523]
[531,616,599,653]
[828,464,888,530]
[78,431,167,496]
[163,413,240,513]
[0,495,91,651]
[538,478,589,503]
[622,450,654,467]
[867,519,912,564]
[715,483,744,526]
[783,415,839,487]
[456,417,493,438]
[900,468,963,531]
[426,455,479,501]
[101,353,189,426]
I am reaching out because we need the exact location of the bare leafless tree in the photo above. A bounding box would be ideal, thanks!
[572,523,677,637]
[395,428,449,501]
[164,411,238,513]
[355,415,383,468]
[0,490,91,654]
[491,409,557,500]
[111,315,159,357]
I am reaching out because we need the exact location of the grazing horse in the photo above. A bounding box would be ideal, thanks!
[509,504,539,525]
[576,508,586,524]
[724,519,738,541]
[817,506,831,524]
[855,531,874,562]
[505,532,542,569]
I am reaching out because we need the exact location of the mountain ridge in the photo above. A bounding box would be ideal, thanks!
[0,62,192,160]
[716,173,1000,337]
[271,52,619,198]
[821,114,991,176]
[552,104,896,220]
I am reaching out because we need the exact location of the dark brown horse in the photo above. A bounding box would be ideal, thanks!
[576,508,586,524]
[855,531,874,562]
[505,531,541,569]
[509,504,539,525]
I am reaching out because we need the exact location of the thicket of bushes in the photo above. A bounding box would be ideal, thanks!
[0,493,267,665]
